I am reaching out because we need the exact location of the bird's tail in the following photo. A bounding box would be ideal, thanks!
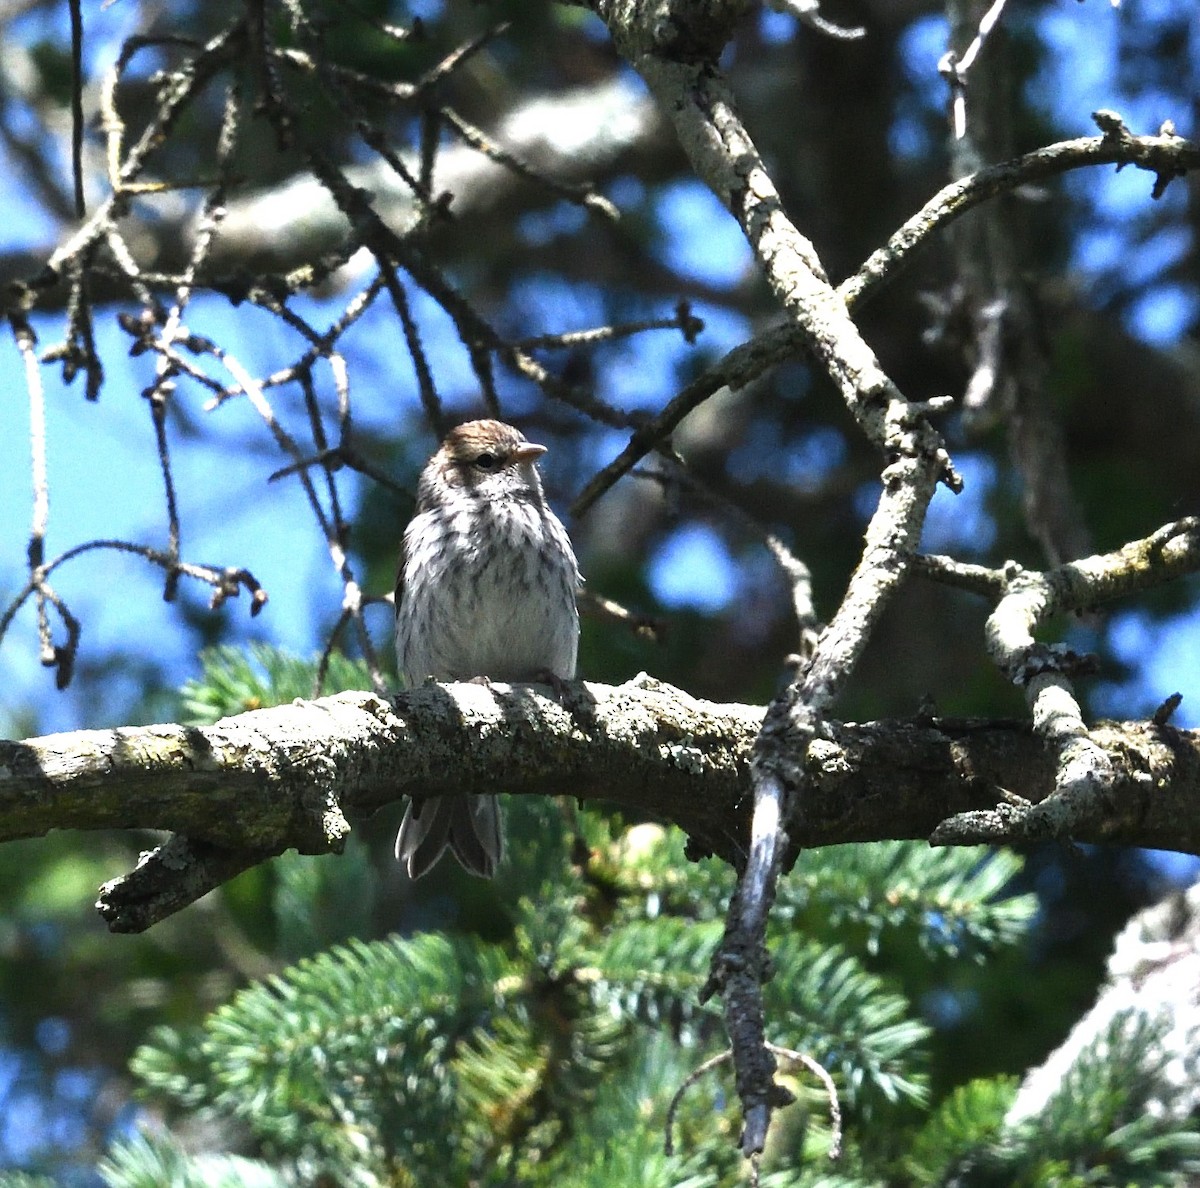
[395,793,502,879]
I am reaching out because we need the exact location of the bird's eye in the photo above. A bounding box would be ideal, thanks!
[473,451,500,471]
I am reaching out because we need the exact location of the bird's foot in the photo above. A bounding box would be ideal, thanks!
[532,668,571,699]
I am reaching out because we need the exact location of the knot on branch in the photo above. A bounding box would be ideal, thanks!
[211,566,269,614]
[649,14,734,62]
[1093,108,1190,199]
[607,0,743,64]
[1092,108,1133,146]
[936,49,965,88]
[1004,642,1099,687]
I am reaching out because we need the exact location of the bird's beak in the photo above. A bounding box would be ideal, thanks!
[513,442,548,464]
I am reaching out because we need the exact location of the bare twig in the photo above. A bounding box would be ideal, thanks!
[577,588,665,643]
[765,0,865,41]
[440,104,620,221]
[574,122,1200,518]
[767,1041,842,1160]
[378,257,445,436]
[211,273,386,403]
[514,303,703,352]
[589,5,955,1148]
[0,538,267,660]
[938,0,1010,141]
[938,0,1091,566]
[139,83,244,601]
[9,308,81,687]
[911,552,1007,597]
[663,1041,841,1163]
[633,456,820,655]
[68,0,84,217]
[16,311,48,575]
[846,112,1197,308]
[664,1049,734,1155]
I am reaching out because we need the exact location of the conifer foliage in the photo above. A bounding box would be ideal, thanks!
[70,649,1185,1185]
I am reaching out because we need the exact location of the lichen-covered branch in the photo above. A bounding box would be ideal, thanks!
[924,519,1200,847]
[3,676,1200,928]
[588,0,957,1154]
[575,116,1200,517]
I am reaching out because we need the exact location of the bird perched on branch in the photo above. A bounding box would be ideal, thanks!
[394,419,581,878]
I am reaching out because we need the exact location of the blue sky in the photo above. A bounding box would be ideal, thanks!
[1,2,1198,739]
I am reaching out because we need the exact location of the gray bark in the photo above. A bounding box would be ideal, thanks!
[3,674,1198,930]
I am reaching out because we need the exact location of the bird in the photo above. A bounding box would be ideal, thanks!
[394,419,581,878]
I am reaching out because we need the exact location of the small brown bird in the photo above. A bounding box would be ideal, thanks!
[394,420,581,878]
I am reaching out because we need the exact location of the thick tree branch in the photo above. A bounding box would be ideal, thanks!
[573,115,1200,517]
[592,6,958,1151]
[3,674,1199,923]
